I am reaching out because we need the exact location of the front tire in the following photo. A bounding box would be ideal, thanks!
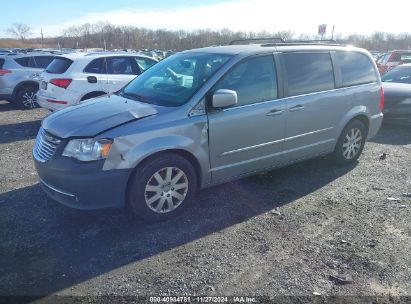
[332,120,367,165]
[127,153,197,222]
[16,85,39,109]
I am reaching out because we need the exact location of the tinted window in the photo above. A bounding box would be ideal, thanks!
[0,58,4,69]
[121,52,232,107]
[215,55,278,106]
[284,52,334,96]
[14,57,30,67]
[106,57,134,75]
[336,51,378,87]
[381,66,411,84]
[84,58,105,74]
[380,53,390,64]
[46,57,73,74]
[391,52,411,62]
[135,58,156,72]
[34,56,54,69]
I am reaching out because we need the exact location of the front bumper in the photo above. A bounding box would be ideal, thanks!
[34,153,131,210]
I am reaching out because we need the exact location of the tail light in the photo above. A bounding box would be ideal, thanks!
[379,86,385,111]
[0,69,12,75]
[50,78,72,89]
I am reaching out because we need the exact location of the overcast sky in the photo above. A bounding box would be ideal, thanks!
[2,0,410,38]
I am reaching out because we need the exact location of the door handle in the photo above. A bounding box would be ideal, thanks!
[289,105,305,112]
[266,109,284,116]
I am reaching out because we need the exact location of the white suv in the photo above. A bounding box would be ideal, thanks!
[37,52,157,111]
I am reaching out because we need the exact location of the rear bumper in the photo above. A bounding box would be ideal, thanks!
[367,112,383,139]
[37,92,70,111]
[34,154,131,210]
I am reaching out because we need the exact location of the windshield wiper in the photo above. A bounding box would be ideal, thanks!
[119,91,153,103]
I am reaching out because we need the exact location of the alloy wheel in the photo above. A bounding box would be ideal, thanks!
[144,167,189,213]
[22,91,37,108]
[342,128,362,160]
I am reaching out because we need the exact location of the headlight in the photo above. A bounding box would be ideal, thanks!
[62,138,113,161]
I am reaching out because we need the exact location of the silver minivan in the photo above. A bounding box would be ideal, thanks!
[33,42,384,222]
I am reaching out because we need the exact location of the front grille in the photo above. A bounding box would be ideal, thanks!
[33,128,61,162]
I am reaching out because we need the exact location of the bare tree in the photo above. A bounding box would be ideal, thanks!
[6,23,32,41]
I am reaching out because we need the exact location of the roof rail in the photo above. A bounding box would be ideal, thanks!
[287,39,339,44]
[229,37,285,45]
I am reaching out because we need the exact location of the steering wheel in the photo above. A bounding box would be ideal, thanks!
[165,68,180,82]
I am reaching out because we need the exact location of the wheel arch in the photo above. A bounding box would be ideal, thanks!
[126,149,203,192]
[80,91,107,101]
[13,80,39,97]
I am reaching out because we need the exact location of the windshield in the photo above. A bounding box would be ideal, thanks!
[381,66,411,84]
[119,52,232,107]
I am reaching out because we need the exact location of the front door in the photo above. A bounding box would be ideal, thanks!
[207,55,286,182]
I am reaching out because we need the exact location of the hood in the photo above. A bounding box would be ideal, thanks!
[382,82,411,99]
[42,94,157,138]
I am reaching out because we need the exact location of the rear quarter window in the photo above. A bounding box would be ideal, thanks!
[14,57,30,67]
[336,51,378,87]
[46,57,73,74]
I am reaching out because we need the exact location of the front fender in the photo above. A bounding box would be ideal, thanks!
[102,122,211,186]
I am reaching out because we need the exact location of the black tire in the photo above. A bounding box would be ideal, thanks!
[127,152,197,222]
[332,120,367,165]
[16,85,39,109]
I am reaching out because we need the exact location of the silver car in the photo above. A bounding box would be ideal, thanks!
[0,53,55,108]
[33,42,384,222]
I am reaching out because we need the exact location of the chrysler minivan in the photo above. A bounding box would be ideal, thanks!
[33,42,384,222]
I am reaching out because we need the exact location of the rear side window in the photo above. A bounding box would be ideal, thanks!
[14,57,30,67]
[106,57,135,75]
[84,58,105,74]
[215,55,278,107]
[34,56,54,69]
[0,58,4,69]
[391,52,411,63]
[284,52,335,96]
[46,57,73,74]
[336,51,378,87]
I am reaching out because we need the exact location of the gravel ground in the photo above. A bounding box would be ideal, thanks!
[0,100,410,302]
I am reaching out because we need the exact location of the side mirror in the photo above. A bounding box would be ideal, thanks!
[212,89,237,108]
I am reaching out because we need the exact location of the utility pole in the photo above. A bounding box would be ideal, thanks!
[331,25,335,40]
[41,28,44,48]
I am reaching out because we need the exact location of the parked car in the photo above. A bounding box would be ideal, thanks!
[0,53,55,108]
[33,42,383,222]
[377,50,411,75]
[381,64,411,125]
[37,52,157,111]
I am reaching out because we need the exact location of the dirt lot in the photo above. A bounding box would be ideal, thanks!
[0,100,410,302]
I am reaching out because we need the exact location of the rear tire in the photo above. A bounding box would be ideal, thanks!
[16,85,39,109]
[332,120,367,165]
[127,153,197,222]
